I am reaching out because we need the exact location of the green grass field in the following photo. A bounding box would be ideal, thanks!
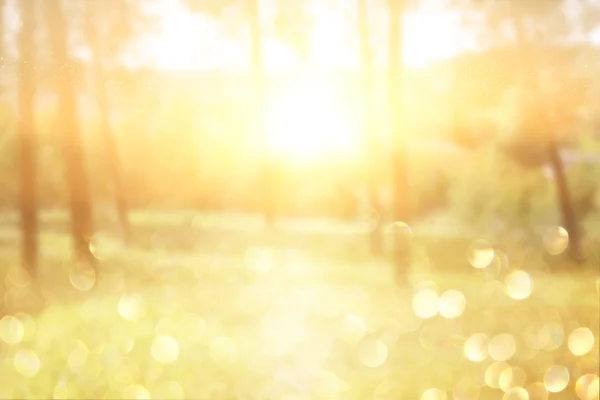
[0,211,598,399]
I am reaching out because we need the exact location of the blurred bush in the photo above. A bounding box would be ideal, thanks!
[445,145,555,234]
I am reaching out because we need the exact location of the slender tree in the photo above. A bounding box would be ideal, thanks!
[248,0,274,227]
[358,0,382,255]
[44,0,95,267]
[387,0,410,223]
[511,9,583,260]
[516,39,584,261]
[84,0,131,242]
[17,0,38,276]
[386,0,412,281]
[547,139,581,258]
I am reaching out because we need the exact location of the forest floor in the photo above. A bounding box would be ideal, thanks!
[0,211,597,399]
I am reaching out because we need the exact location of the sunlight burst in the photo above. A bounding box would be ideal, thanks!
[266,85,358,163]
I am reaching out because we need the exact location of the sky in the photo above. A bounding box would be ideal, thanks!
[2,0,599,71]
[123,0,600,70]
[131,0,480,70]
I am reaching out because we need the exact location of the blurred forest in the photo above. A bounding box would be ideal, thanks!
[0,0,598,399]
[1,0,600,254]
[2,1,600,252]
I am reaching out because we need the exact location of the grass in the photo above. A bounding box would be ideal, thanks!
[0,211,598,399]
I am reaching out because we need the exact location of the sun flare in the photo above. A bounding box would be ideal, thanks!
[266,85,359,163]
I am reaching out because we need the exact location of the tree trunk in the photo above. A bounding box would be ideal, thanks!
[85,1,131,242]
[44,0,96,267]
[249,0,274,227]
[388,0,411,281]
[17,0,38,277]
[358,0,382,256]
[387,0,410,223]
[510,13,582,261]
[547,140,582,262]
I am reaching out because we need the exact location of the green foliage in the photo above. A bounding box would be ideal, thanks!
[448,45,596,153]
[445,146,556,231]
[453,0,600,46]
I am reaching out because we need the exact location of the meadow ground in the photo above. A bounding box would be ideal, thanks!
[0,211,598,399]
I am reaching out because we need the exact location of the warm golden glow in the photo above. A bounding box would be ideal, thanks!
[266,84,359,163]
[4,0,599,398]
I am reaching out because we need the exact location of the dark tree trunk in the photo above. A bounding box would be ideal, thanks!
[388,0,411,280]
[249,0,274,227]
[85,1,131,242]
[547,140,582,262]
[358,0,382,255]
[17,0,38,277]
[44,0,96,267]
[513,15,582,262]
